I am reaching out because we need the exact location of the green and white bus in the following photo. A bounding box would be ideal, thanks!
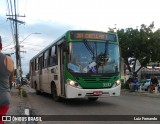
[30,30,121,101]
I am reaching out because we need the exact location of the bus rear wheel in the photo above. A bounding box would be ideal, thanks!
[88,97,98,101]
[51,83,61,102]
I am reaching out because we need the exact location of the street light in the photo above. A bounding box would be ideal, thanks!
[20,33,41,44]
[16,32,41,79]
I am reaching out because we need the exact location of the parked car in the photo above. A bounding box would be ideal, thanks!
[141,79,151,91]
[21,77,29,85]
[141,79,160,91]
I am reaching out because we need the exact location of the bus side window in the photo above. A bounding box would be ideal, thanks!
[48,48,52,66]
[34,59,36,71]
[42,54,44,68]
[31,61,35,76]
[44,50,49,67]
[51,46,57,65]
[36,58,39,70]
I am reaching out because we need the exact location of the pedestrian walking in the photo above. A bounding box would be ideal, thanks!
[0,36,14,124]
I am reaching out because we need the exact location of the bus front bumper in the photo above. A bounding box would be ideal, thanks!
[65,84,121,98]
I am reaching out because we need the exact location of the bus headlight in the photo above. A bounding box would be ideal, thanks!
[112,80,121,88]
[67,79,82,88]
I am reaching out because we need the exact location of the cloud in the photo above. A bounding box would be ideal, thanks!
[1,16,76,75]
[19,20,76,75]
[0,16,13,43]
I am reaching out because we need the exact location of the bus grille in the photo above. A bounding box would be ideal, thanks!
[76,77,111,83]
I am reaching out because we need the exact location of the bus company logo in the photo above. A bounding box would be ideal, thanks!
[2,116,11,121]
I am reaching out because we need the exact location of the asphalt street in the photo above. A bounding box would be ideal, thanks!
[6,86,160,124]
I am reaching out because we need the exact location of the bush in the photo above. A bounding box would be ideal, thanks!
[121,82,130,89]
[22,90,28,97]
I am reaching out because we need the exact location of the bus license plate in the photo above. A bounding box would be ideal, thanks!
[93,91,103,95]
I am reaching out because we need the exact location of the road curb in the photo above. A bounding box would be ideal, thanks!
[121,89,160,98]
[22,87,37,124]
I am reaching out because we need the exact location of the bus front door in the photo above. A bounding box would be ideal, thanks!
[38,56,43,93]
[59,43,66,97]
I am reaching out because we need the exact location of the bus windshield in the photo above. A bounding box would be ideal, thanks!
[67,41,120,74]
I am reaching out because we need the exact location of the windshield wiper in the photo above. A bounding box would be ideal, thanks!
[83,39,95,59]
[82,39,97,73]
[104,42,109,59]
[97,42,109,66]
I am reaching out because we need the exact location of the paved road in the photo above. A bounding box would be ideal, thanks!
[26,90,160,124]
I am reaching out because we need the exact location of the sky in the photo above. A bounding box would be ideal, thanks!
[0,0,160,76]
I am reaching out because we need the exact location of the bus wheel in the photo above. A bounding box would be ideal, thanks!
[88,97,98,101]
[51,83,61,102]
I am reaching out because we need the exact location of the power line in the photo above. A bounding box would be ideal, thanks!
[2,42,44,49]
[24,0,27,18]
[21,43,44,47]
[2,44,14,49]
[6,0,15,39]
[23,48,42,51]
[6,0,25,78]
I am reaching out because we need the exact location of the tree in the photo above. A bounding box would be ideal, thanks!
[26,73,30,80]
[117,22,160,74]
[151,29,160,62]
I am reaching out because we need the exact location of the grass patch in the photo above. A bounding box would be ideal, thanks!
[22,89,28,97]
[121,82,130,89]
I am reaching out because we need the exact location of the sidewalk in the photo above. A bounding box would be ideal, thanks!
[121,89,160,98]
[5,86,34,124]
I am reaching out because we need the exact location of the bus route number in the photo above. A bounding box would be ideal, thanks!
[103,83,111,87]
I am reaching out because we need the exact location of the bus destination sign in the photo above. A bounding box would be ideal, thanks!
[70,31,116,41]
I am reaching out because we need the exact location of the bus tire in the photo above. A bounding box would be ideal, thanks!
[88,97,98,101]
[51,83,61,102]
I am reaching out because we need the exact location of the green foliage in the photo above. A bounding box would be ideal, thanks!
[121,82,130,89]
[117,22,160,73]
[26,73,30,80]
[22,90,28,97]
[18,86,28,97]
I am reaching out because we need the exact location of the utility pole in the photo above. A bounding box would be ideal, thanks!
[6,0,25,79]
